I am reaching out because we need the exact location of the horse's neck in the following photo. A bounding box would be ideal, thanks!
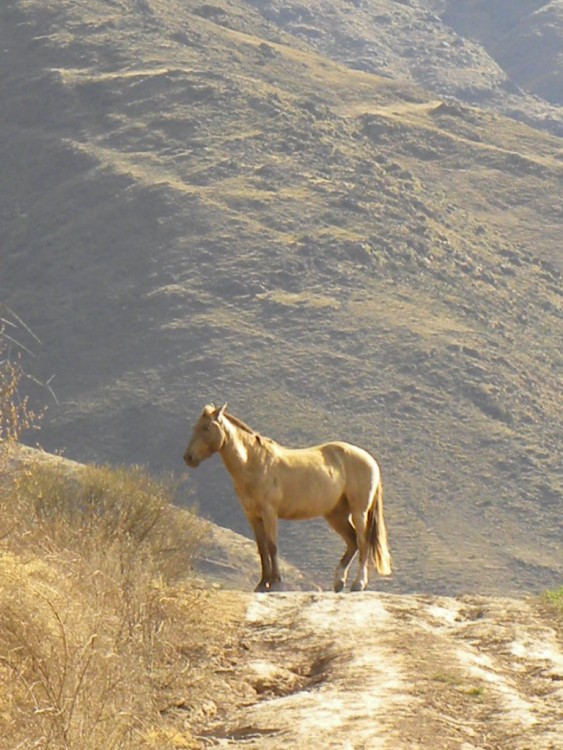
[219,420,255,477]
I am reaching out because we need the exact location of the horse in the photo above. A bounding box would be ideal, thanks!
[183,403,391,592]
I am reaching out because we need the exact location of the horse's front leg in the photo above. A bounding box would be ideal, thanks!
[247,516,272,592]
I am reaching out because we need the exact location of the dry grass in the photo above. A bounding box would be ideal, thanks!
[0,448,224,750]
[0,357,39,441]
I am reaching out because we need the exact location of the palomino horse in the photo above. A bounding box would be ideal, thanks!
[184,404,391,592]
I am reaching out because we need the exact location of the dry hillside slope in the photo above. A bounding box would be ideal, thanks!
[244,0,563,132]
[0,0,561,594]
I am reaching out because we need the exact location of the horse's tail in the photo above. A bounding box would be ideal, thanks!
[368,478,392,576]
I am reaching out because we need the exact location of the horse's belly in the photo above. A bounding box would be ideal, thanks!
[277,483,343,520]
[278,504,323,521]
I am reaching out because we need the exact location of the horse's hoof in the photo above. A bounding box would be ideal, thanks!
[351,581,366,592]
[254,582,269,593]
[334,580,345,593]
[268,581,285,592]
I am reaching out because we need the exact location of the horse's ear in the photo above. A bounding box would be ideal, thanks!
[214,402,228,420]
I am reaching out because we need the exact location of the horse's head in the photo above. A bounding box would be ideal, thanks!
[183,403,227,468]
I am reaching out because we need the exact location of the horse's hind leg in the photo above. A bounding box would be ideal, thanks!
[350,508,369,592]
[325,502,358,593]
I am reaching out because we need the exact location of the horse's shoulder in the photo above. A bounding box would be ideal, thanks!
[247,436,277,471]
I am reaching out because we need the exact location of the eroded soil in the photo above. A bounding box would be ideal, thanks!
[200,592,563,750]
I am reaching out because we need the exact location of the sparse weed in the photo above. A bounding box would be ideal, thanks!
[0,309,44,443]
[0,356,41,441]
[464,686,485,698]
[545,587,563,622]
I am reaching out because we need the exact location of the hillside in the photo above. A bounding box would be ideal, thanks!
[0,0,561,595]
[442,0,563,107]
[243,0,563,133]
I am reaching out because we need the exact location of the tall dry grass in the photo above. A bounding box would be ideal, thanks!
[0,448,210,750]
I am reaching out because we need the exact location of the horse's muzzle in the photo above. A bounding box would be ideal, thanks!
[183,452,200,468]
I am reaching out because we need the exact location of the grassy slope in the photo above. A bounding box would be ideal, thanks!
[0,0,561,594]
[0,442,249,749]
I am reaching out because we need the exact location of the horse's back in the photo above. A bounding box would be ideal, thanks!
[282,440,379,491]
[254,439,380,520]
[272,439,375,469]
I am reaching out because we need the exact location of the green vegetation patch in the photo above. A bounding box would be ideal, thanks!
[545,587,563,612]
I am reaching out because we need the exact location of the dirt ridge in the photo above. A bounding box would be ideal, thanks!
[203,592,563,749]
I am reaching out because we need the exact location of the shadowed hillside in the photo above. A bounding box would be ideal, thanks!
[1,0,561,595]
[242,0,563,133]
[443,0,563,107]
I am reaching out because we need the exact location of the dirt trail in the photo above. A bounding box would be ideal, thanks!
[203,592,563,750]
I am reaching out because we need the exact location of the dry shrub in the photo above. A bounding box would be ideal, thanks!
[10,461,206,582]
[0,457,210,750]
[0,357,40,441]
[0,310,43,443]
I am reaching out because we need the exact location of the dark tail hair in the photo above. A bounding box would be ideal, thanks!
[367,480,391,575]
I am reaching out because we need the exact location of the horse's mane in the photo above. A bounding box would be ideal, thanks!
[224,412,272,445]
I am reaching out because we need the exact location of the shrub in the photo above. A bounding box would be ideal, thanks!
[9,461,206,583]
[0,456,210,750]
[0,311,214,748]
